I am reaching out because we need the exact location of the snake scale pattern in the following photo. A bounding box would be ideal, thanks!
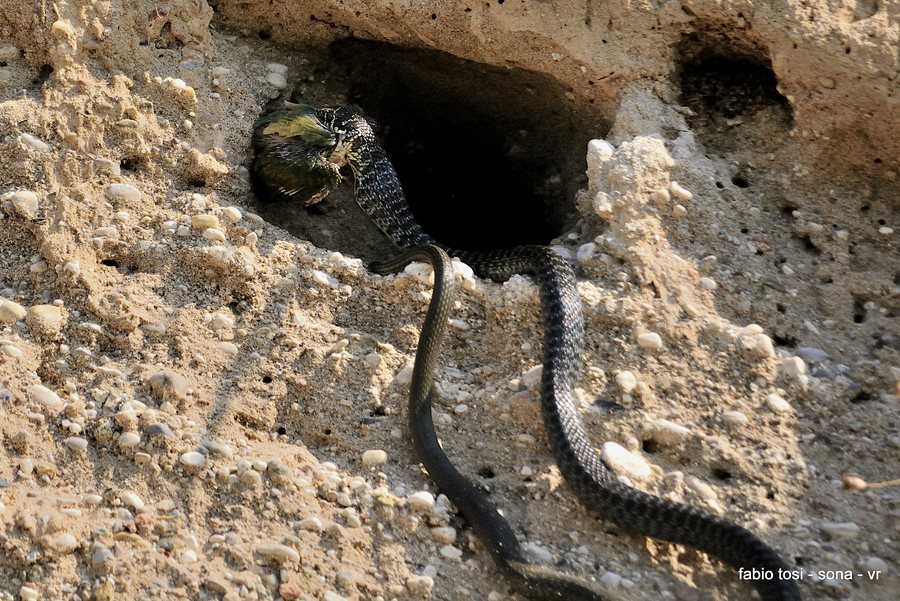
[252,103,801,601]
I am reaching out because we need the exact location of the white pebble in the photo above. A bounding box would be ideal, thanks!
[32,385,64,411]
[46,532,78,553]
[118,432,141,448]
[266,62,288,74]
[361,449,388,467]
[0,297,27,323]
[63,260,80,275]
[266,72,287,89]
[221,206,242,223]
[105,183,141,203]
[669,181,693,201]
[439,545,462,560]
[18,133,51,153]
[298,517,323,532]
[2,344,23,358]
[861,556,888,572]
[120,492,145,509]
[202,227,226,242]
[209,313,234,330]
[821,521,860,540]
[191,214,219,229]
[600,571,622,589]
[766,393,792,413]
[65,436,88,451]
[780,356,807,378]
[650,188,670,205]
[672,203,687,217]
[601,442,652,480]
[647,419,690,445]
[406,575,434,597]
[521,365,543,390]
[19,587,39,601]
[614,371,637,394]
[592,192,613,219]
[407,491,435,513]
[255,543,300,563]
[217,341,238,356]
[6,190,39,218]
[586,139,615,173]
[430,527,457,544]
[311,270,338,288]
[179,451,206,467]
[699,277,718,290]
[576,242,597,261]
[636,332,663,351]
[721,410,749,427]
[180,549,198,564]
[522,542,554,564]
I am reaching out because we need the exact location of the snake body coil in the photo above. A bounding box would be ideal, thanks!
[253,104,801,601]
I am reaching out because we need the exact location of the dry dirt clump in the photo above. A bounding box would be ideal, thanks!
[0,1,897,601]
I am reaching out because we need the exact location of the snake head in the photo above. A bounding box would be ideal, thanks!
[251,103,344,205]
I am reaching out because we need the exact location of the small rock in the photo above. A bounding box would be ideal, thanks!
[266,72,287,89]
[146,423,176,439]
[191,214,220,229]
[19,587,39,601]
[821,521,860,540]
[221,206,242,223]
[721,410,749,427]
[699,277,718,290]
[766,393,792,413]
[521,365,543,390]
[202,227,226,242]
[430,526,456,544]
[26,304,65,338]
[148,370,189,403]
[522,541,554,563]
[407,491,435,513]
[105,183,141,203]
[209,313,234,330]
[614,371,637,394]
[255,542,300,563]
[600,571,622,589]
[18,133,51,153]
[278,582,302,600]
[601,442,652,480]
[647,419,690,445]
[120,492,145,510]
[0,297,27,323]
[179,451,206,468]
[297,517,323,532]
[669,181,693,201]
[861,556,888,572]
[362,449,388,467]
[439,544,462,560]
[118,432,141,448]
[636,332,663,351]
[796,347,829,363]
[6,190,39,218]
[780,356,808,378]
[65,436,88,451]
[406,575,435,597]
[32,385,64,411]
[46,532,79,553]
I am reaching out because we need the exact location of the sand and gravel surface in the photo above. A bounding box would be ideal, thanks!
[0,1,897,600]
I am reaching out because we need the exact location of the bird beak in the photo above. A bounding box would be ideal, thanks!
[328,132,351,167]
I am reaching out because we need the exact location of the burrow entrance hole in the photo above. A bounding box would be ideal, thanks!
[307,40,606,253]
[677,33,792,126]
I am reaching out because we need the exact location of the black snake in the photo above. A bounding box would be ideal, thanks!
[252,103,801,601]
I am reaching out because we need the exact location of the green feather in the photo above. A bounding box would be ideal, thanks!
[251,103,343,205]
